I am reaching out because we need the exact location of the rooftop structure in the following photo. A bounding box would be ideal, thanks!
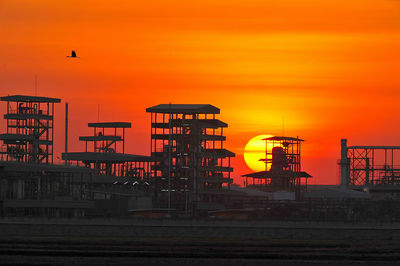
[146,104,220,114]
[146,104,235,215]
[0,95,61,103]
[0,95,61,164]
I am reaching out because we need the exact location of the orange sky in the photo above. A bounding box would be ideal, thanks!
[1,0,400,184]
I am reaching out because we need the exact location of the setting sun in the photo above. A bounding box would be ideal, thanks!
[243,134,273,172]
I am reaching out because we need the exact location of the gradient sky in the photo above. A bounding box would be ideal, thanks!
[1,0,400,185]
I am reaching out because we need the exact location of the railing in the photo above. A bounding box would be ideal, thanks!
[6,107,48,116]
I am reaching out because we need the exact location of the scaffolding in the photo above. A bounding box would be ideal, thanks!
[340,139,400,186]
[0,95,61,164]
[243,136,311,198]
[0,97,155,217]
[146,104,235,214]
[62,122,154,180]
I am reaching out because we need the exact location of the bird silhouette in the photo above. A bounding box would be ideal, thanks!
[67,50,79,58]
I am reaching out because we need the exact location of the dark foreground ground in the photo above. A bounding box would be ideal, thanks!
[0,218,400,265]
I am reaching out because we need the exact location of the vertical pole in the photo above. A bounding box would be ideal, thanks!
[94,127,96,152]
[51,102,54,163]
[228,156,231,189]
[123,128,125,154]
[385,149,388,181]
[168,108,172,215]
[365,153,370,185]
[102,127,105,151]
[340,139,348,188]
[150,112,153,154]
[65,102,68,165]
[392,149,394,184]
[6,101,9,161]
[265,140,268,172]
[372,149,375,185]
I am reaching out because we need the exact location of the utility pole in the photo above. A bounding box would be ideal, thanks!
[65,102,68,165]
[168,103,172,216]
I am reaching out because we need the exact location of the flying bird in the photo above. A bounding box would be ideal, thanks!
[67,50,79,58]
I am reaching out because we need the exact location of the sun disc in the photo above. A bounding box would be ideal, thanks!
[243,134,273,172]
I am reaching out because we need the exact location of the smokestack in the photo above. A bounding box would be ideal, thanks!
[340,139,349,187]
[65,102,68,165]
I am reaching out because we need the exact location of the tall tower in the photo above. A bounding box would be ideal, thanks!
[146,104,235,214]
[0,95,61,163]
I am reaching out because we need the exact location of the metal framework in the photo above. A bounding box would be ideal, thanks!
[62,122,154,180]
[82,122,129,155]
[0,98,152,218]
[346,145,400,186]
[146,104,235,214]
[263,136,302,173]
[0,95,60,163]
[243,136,311,197]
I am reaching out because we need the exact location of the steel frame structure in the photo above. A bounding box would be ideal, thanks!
[82,122,129,155]
[0,97,154,218]
[262,136,305,193]
[243,136,311,198]
[347,146,400,186]
[0,95,60,164]
[63,122,154,180]
[146,104,235,214]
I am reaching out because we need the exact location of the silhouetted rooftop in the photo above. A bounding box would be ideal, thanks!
[88,122,131,128]
[242,170,312,178]
[262,136,304,142]
[1,95,61,103]
[146,104,220,114]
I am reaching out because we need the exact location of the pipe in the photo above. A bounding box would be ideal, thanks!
[65,102,68,165]
[340,138,348,187]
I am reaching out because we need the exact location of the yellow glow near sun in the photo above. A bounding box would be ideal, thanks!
[243,134,273,172]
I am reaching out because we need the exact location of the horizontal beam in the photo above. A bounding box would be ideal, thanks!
[62,152,155,162]
[151,134,226,141]
[4,113,53,120]
[1,95,61,103]
[88,122,131,128]
[348,146,400,149]
[146,104,220,114]
[152,119,228,129]
[79,136,122,141]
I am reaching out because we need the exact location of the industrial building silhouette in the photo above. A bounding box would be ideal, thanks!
[1,94,400,221]
[0,95,238,217]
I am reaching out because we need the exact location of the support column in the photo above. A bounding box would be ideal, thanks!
[340,139,349,187]
[65,102,68,165]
